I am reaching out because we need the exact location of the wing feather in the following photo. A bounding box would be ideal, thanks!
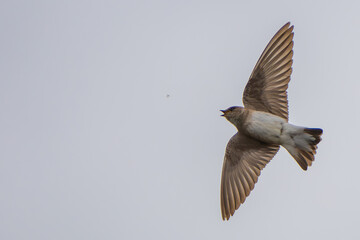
[243,22,294,120]
[234,171,246,203]
[230,175,241,209]
[220,132,279,220]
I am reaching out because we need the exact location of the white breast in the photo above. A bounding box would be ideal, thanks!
[245,111,286,144]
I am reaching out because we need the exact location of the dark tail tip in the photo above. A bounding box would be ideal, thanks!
[304,128,323,145]
[304,128,323,135]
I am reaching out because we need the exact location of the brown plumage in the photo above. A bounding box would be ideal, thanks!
[243,22,294,120]
[220,22,323,220]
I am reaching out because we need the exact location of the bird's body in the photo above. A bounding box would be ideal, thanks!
[220,22,323,220]
[235,108,286,144]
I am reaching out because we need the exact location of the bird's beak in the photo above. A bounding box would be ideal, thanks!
[220,110,226,117]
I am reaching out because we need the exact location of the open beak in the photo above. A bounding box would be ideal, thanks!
[220,110,226,117]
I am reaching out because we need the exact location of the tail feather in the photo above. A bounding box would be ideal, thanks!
[304,128,323,145]
[282,127,323,170]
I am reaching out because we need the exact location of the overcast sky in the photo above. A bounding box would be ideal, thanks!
[1,1,360,239]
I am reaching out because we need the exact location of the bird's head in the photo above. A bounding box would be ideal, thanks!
[220,106,243,122]
[220,106,244,124]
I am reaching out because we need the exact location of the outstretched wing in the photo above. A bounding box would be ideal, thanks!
[243,22,294,120]
[220,132,279,220]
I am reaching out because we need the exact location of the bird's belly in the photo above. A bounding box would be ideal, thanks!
[245,111,286,144]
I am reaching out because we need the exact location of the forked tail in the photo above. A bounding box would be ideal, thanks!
[283,127,323,170]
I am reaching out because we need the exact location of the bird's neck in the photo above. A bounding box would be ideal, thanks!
[232,108,251,131]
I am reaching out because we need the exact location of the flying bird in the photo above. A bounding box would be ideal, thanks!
[220,22,323,220]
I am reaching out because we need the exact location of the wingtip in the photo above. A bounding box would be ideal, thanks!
[221,205,231,221]
[223,215,230,221]
[221,212,228,221]
[282,22,290,28]
[282,22,294,31]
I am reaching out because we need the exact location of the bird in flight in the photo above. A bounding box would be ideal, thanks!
[220,22,323,220]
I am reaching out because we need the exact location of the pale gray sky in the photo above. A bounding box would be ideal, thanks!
[1,0,360,239]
